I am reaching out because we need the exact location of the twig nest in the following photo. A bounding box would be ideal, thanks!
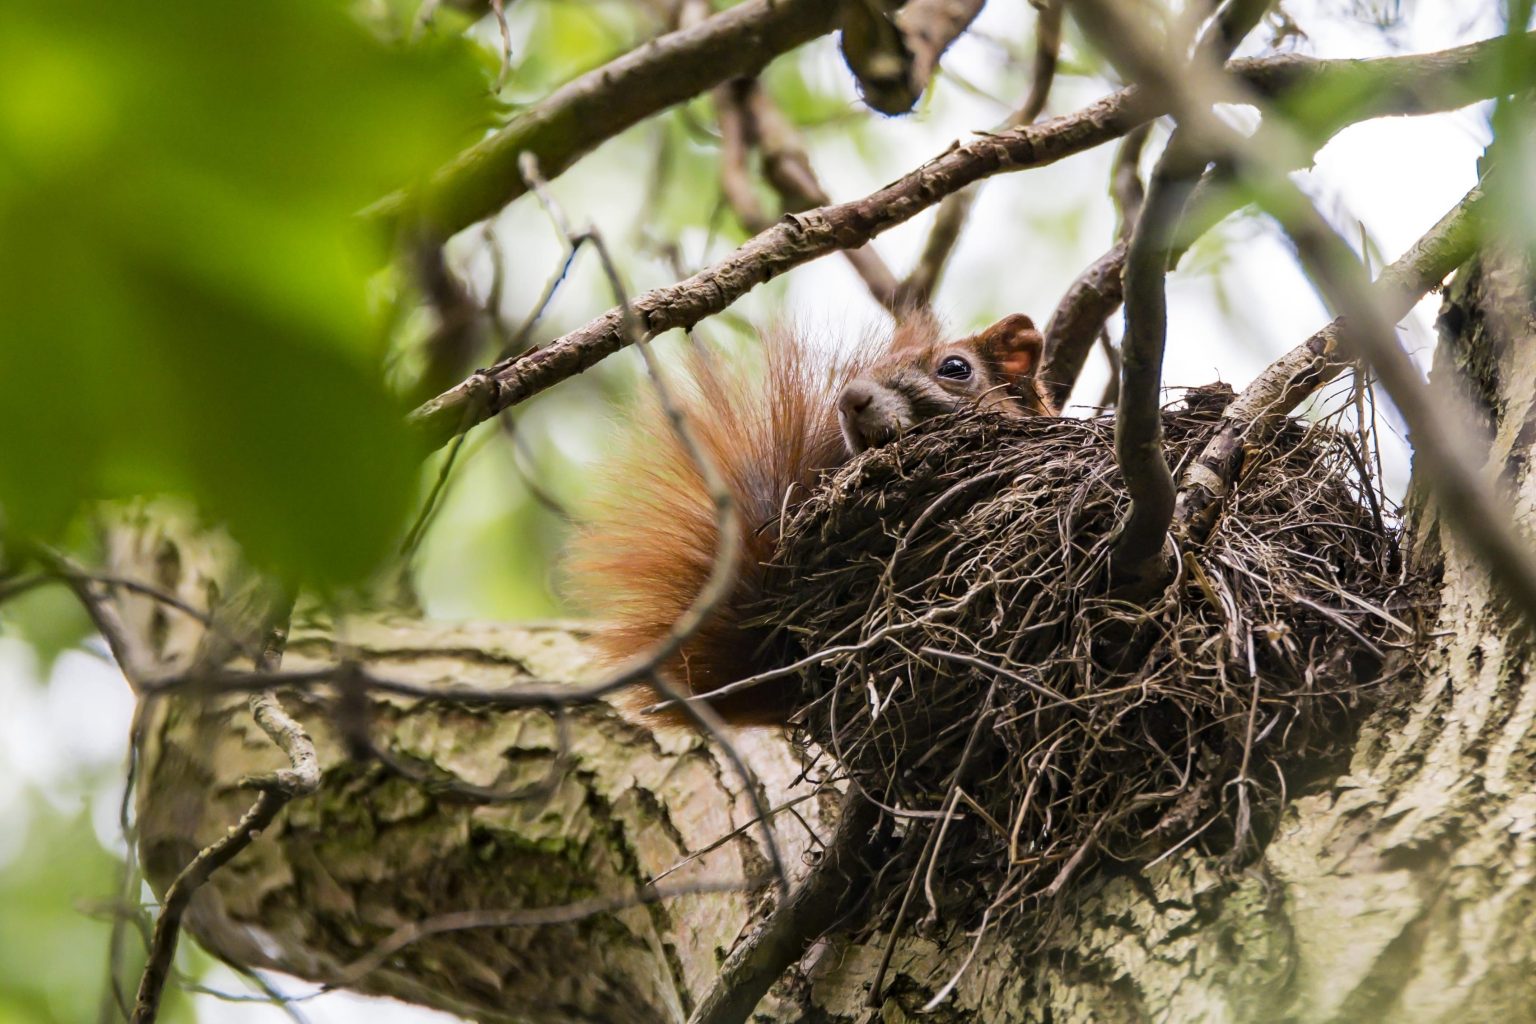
[762,399,1415,921]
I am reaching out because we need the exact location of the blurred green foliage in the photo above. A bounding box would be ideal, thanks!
[0,0,487,586]
[0,802,192,1024]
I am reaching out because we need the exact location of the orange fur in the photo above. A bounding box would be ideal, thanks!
[569,315,1052,729]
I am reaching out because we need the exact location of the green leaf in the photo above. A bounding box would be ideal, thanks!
[0,0,488,583]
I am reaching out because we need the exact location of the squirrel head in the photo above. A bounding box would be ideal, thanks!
[838,312,1053,455]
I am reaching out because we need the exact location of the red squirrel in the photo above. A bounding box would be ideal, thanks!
[570,312,1054,727]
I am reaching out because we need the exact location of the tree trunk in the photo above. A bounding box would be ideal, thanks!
[130,251,1536,1023]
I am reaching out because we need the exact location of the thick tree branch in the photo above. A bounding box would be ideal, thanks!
[411,33,1536,448]
[1175,182,1488,543]
[1108,0,1271,589]
[380,0,841,237]
[1110,135,1208,590]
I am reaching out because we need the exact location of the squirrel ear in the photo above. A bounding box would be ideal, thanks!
[971,313,1043,380]
[967,313,1053,414]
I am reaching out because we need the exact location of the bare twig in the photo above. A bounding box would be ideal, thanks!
[379,0,842,236]
[132,607,312,1024]
[1073,0,1536,628]
[1176,183,1488,542]
[898,0,1063,306]
[518,154,788,893]
[688,791,881,1024]
[412,34,1536,448]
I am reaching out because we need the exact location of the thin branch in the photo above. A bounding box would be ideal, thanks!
[1110,123,1152,239]
[411,33,1536,448]
[518,154,789,894]
[715,79,769,233]
[410,241,482,403]
[1095,327,1122,409]
[746,82,906,310]
[715,78,905,310]
[1039,240,1129,407]
[39,550,156,689]
[688,792,882,1024]
[1194,0,1275,64]
[1074,0,1536,629]
[132,607,312,1024]
[1176,182,1488,543]
[898,0,1063,306]
[377,0,841,236]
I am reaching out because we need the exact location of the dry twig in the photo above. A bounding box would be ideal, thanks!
[1071,0,1536,629]
[1176,182,1489,543]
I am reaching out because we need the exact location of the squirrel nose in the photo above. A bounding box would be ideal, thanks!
[839,382,875,418]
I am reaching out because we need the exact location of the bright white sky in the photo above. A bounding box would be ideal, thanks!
[0,3,1511,1021]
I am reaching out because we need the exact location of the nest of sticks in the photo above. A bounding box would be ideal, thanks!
[758,390,1418,925]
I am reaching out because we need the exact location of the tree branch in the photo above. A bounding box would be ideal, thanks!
[1107,0,1272,590]
[379,0,841,237]
[1175,182,1488,543]
[1109,135,1208,590]
[410,32,1536,448]
[1072,0,1536,629]
[898,0,1063,306]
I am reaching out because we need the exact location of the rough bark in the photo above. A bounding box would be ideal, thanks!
[128,255,1536,1022]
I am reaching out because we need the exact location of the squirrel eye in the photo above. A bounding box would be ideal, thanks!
[937,355,972,381]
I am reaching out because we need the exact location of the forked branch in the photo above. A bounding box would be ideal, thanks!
[1175,182,1489,543]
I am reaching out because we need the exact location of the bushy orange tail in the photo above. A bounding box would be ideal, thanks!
[568,330,856,726]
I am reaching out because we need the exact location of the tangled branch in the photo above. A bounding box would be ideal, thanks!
[411,33,1536,449]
